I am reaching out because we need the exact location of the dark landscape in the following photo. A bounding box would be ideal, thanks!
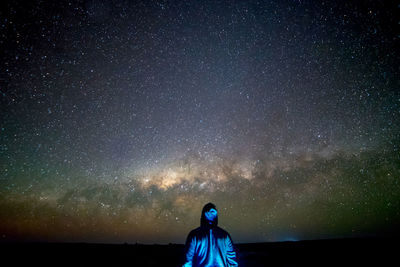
[2,237,396,266]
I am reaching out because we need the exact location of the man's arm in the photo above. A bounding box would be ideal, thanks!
[226,235,238,267]
[182,233,196,267]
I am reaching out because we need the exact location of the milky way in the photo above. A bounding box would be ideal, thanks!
[1,0,399,244]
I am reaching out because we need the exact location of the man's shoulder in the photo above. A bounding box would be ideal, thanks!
[188,226,230,236]
[213,226,230,237]
[187,226,203,237]
[190,227,202,234]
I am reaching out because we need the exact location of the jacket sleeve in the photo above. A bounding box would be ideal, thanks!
[182,233,196,267]
[226,235,238,266]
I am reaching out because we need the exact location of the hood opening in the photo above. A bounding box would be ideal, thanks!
[201,202,218,227]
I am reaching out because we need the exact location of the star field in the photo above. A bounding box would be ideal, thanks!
[0,0,399,243]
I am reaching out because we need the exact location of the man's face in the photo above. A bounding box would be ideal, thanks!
[205,208,217,223]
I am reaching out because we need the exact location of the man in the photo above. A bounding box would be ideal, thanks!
[183,203,238,267]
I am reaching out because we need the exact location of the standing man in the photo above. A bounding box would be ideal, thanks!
[183,203,238,267]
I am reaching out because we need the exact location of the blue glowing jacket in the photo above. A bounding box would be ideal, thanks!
[183,205,238,267]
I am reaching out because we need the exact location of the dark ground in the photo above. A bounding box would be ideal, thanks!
[1,237,396,266]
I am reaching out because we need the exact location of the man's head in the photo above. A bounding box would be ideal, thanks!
[201,202,218,227]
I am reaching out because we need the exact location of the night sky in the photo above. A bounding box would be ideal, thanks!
[1,0,399,244]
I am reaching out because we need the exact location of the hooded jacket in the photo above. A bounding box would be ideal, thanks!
[183,203,238,267]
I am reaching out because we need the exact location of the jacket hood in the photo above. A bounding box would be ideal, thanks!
[200,202,218,227]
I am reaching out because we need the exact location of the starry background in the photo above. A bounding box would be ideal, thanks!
[0,0,399,244]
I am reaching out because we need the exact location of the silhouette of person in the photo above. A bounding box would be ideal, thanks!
[183,203,238,267]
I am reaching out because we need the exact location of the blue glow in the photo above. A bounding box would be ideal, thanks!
[282,237,299,242]
[183,203,238,266]
[204,208,217,223]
